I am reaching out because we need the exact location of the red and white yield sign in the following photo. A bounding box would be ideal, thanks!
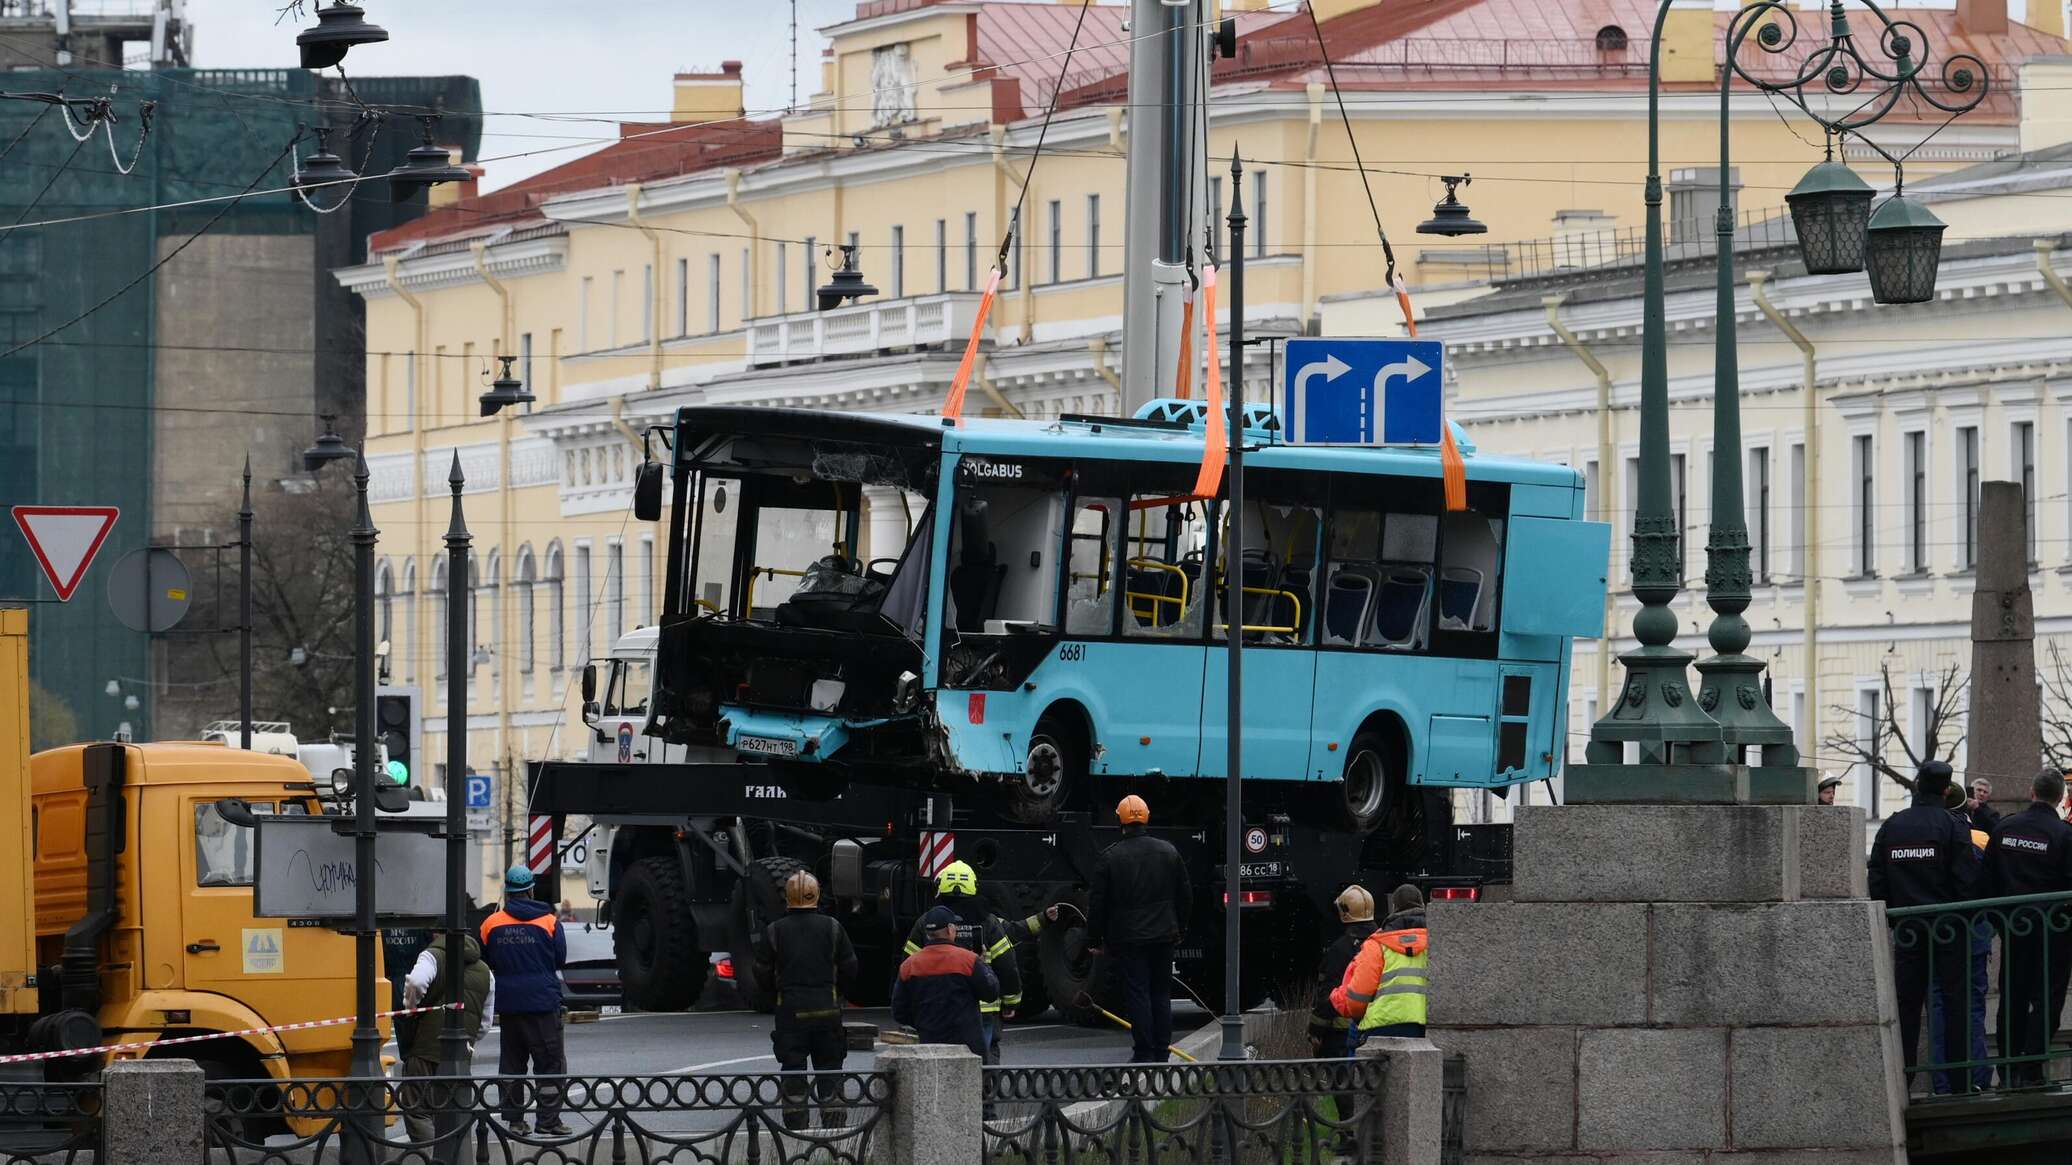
[11,506,119,602]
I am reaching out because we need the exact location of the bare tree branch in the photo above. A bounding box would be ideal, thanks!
[1822,661,1969,798]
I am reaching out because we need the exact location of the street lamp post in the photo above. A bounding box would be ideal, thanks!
[1219,150,1247,1064]
[436,454,472,1160]
[1577,0,1984,798]
[238,455,253,751]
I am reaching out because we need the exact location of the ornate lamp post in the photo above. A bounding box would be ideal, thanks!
[1577,0,1985,799]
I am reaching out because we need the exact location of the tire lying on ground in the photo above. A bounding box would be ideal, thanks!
[613,856,706,1013]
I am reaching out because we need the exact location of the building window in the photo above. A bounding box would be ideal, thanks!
[1852,433,1875,577]
[641,264,653,344]
[1958,425,1979,570]
[574,543,593,665]
[431,556,449,681]
[2014,420,2036,564]
[609,270,623,348]
[400,560,416,683]
[1252,171,1267,256]
[1749,445,1769,583]
[1087,194,1101,278]
[1788,442,1805,582]
[519,333,534,413]
[1583,459,1601,522]
[403,353,416,432]
[803,237,816,312]
[675,258,689,337]
[1904,430,1926,573]
[1857,686,1883,818]
[640,535,654,626]
[891,225,905,299]
[776,242,788,316]
[934,218,947,293]
[847,231,860,261]
[514,545,536,684]
[1048,199,1062,284]
[1208,177,1223,257]
[965,211,978,289]
[740,247,750,321]
[606,540,624,647]
[544,543,565,671]
[579,277,593,351]
[707,254,721,334]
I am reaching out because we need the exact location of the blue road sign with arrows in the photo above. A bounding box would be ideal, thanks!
[1281,337,1445,446]
[464,774,493,810]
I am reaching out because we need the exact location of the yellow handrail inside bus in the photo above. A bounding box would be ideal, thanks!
[1212,585,1303,636]
[745,566,808,613]
[1124,558,1190,625]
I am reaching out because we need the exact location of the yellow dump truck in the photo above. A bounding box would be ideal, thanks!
[1,608,384,1095]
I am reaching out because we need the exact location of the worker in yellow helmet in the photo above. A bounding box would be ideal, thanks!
[1088,795,1191,1063]
[902,859,1054,1063]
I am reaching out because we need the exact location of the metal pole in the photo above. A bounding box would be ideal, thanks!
[1578,0,1721,777]
[347,453,381,1159]
[239,455,252,751]
[1694,12,1798,772]
[436,454,472,1159]
[1218,150,1247,1064]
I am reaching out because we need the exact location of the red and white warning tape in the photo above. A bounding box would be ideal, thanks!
[0,1001,465,1065]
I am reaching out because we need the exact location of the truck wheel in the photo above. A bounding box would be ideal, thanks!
[614,856,705,1013]
[1038,896,1111,1028]
[728,856,808,1013]
[1337,729,1397,833]
[1005,714,1080,825]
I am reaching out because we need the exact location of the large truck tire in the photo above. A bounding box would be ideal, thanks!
[728,855,808,1013]
[614,856,705,1013]
[1037,897,1113,1029]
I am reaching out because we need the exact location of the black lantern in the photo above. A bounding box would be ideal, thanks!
[1784,159,1875,275]
[386,118,472,199]
[1863,193,1946,305]
[479,355,535,417]
[292,128,357,199]
[815,244,879,311]
[1417,175,1486,237]
[296,3,389,71]
[302,416,354,472]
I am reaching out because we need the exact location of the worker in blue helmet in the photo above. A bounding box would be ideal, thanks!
[480,863,569,1135]
[901,860,1057,1063]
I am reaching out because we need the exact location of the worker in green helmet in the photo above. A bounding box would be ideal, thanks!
[902,860,1057,1063]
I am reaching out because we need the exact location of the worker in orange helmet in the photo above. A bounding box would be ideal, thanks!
[1088,794,1191,1062]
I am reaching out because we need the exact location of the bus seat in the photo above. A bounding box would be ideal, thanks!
[1371,568,1431,648]
[950,499,1004,632]
[1323,571,1374,646]
[1438,566,1484,630]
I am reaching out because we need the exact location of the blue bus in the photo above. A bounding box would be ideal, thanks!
[642,397,1611,843]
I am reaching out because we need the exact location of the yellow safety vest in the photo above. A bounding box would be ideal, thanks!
[1358,929,1429,1031]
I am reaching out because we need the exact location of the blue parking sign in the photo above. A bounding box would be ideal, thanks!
[465,774,493,810]
[1281,337,1445,446]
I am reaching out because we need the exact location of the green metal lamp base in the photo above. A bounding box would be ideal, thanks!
[1583,644,1723,766]
[1694,651,1800,766]
[1566,762,1815,805]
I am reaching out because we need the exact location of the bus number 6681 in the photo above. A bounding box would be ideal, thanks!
[1058,643,1086,662]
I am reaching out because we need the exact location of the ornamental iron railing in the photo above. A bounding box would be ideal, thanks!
[980,1058,1385,1164]
[0,1080,101,1165]
[1441,1055,1466,1165]
[1886,890,2072,1097]
[202,1072,887,1165]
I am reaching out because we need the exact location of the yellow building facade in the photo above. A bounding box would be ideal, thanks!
[336,0,2066,846]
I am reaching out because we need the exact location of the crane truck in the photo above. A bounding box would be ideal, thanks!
[527,401,1609,1020]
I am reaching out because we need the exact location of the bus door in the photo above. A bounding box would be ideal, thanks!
[1198,489,1321,781]
[1099,488,1209,779]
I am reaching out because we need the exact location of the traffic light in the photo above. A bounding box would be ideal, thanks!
[373,685,421,792]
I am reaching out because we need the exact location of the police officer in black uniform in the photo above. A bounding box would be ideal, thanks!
[1868,760,1980,1075]
[1985,768,2072,1086]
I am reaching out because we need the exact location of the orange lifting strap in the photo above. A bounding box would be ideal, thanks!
[1173,286,1195,400]
[1396,273,1467,513]
[1191,265,1226,500]
[939,267,1002,421]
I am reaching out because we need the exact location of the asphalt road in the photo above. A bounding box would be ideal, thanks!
[385,1001,1213,1076]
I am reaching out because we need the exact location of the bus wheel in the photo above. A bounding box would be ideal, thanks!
[614,856,705,1012]
[1005,715,1078,825]
[1337,730,1395,832]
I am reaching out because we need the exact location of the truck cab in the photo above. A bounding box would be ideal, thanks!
[14,740,378,1087]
